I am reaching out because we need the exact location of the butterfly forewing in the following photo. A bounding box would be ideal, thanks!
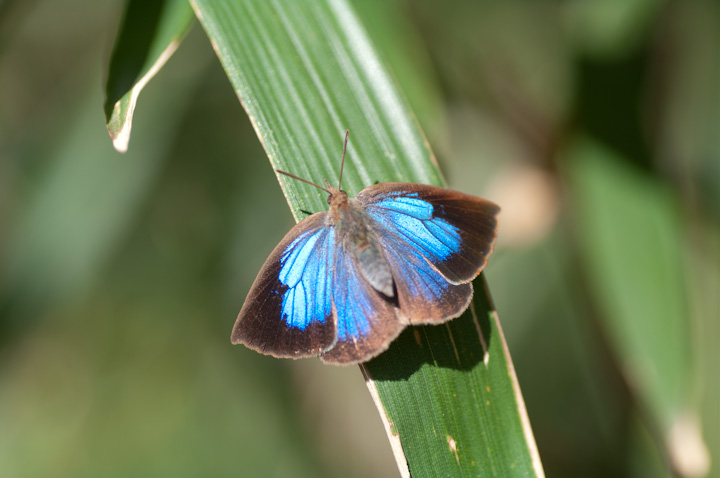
[357,183,499,285]
[232,213,337,358]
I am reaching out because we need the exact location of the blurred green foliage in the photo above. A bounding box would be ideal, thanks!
[0,1,717,477]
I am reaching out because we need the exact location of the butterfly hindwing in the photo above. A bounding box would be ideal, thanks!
[357,182,499,285]
[232,213,337,358]
[379,228,473,325]
[320,239,403,364]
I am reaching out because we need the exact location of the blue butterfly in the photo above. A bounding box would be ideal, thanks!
[232,131,499,364]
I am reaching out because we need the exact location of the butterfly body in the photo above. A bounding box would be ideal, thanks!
[330,188,395,298]
[233,180,499,365]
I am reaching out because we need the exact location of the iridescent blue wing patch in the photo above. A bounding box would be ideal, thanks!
[232,213,337,358]
[357,183,499,285]
[320,240,402,364]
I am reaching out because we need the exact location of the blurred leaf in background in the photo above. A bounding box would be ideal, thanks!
[0,1,717,478]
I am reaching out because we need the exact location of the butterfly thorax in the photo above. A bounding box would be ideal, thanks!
[328,189,395,298]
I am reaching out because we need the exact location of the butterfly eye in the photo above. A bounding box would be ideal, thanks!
[327,194,333,205]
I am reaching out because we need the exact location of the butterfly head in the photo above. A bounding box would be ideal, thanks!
[324,180,348,206]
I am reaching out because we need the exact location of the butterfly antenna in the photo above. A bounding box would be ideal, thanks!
[338,129,349,190]
[276,169,331,194]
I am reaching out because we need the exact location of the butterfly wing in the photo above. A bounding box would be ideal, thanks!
[379,229,474,324]
[320,238,403,364]
[357,182,499,324]
[232,213,337,358]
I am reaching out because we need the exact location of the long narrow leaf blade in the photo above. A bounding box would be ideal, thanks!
[364,278,543,477]
[191,1,543,476]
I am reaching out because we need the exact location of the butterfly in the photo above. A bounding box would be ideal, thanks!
[232,131,499,365]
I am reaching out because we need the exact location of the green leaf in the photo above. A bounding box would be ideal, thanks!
[563,137,710,475]
[363,279,543,476]
[104,0,194,153]
[191,1,543,476]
